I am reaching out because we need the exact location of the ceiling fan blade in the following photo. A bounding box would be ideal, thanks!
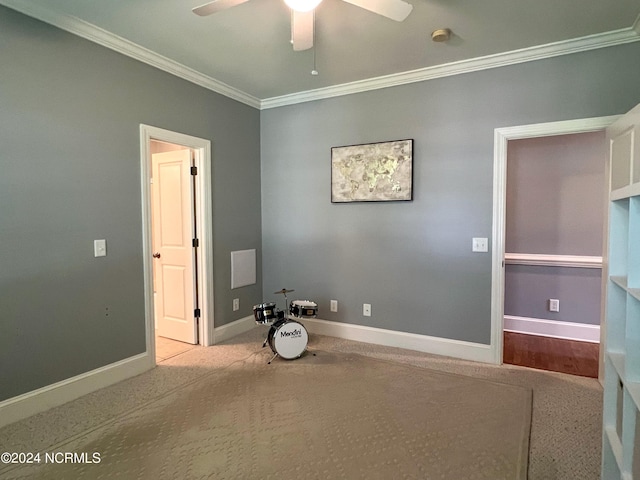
[291,10,314,51]
[192,0,251,16]
[341,0,413,21]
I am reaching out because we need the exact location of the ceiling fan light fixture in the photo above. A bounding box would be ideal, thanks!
[284,0,322,12]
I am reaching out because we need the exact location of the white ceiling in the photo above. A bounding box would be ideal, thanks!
[3,0,640,106]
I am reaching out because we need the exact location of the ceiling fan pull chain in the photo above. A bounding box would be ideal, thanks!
[311,10,319,75]
[290,10,294,45]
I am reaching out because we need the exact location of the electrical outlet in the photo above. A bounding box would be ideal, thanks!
[363,303,371,316]
[549,299,559,312]
[233,298,240,311]
[330,300,338,312]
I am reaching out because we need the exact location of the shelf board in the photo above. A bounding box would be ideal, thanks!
[608,351,627,379]
[627,382,640,411]
[611,276,628,289]
[611,277,640,298]
[610,277,640,301]
[606,425,624,469]
[611,183,640,200]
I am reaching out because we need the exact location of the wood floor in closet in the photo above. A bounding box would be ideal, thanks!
[503,331,599,378]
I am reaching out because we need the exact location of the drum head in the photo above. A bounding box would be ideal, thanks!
[292,300,317,308]
[271,321,308,360]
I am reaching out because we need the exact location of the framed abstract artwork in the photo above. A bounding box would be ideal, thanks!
[331,139,413,203]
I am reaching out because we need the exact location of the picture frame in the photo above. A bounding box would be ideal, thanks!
[331,139,413,203]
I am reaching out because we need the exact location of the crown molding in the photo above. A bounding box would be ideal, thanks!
[261,27,640,109]
[3,1,638,111]
[0,1,261,109]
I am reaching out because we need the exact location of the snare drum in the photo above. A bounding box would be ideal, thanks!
[289,300,318,318]
[267,319,309,360]
[253,302,278,324]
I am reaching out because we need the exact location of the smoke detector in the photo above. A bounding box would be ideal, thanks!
[431,28,451,42]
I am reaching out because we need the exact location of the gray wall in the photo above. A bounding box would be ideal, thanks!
[260,42,640,344]
[0,6,262,401]
[504,266,602,325]
[506,132,606,256]
[504,132,606,325]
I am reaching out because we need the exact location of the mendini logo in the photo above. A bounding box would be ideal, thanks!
[280,329,302,339]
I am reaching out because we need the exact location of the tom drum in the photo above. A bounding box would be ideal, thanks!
[253,302,278,324]
[289,300,318,319]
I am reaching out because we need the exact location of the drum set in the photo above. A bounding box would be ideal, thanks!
[253,288,317,363]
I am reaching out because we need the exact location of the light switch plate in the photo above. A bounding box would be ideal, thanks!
[472,237,488,252]
[94,239,107,257]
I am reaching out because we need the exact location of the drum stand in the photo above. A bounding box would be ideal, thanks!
[262,334,280,364]
[268,351,279,364]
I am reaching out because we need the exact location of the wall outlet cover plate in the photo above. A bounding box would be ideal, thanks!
[472,237,489,252]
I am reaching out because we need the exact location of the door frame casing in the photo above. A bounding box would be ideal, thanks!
[490,115,620,375]
[140,124,215,361]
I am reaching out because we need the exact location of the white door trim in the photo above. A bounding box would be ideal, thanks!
[140,125,215,359]
[490,115,620,365]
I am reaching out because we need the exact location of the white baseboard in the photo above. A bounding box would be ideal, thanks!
[504,315,600,343]
[302,318,495,364]
[0,352,153,429]
[213,315,256,344]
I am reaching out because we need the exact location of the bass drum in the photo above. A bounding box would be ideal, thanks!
[267,319,309,360]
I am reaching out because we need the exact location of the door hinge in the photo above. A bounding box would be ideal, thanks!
[192,238,199,248]
[194,308,201,318]
[191,166,198,176]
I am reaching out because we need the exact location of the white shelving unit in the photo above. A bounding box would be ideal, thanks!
[602,104,640,480]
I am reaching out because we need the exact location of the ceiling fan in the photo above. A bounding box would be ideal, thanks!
[192,0,413,51]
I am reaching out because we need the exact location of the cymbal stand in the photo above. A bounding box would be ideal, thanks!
[262,288,294,350]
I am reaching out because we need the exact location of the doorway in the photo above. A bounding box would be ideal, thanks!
[140,125,215,365]
[490,115,620,381]
[502,132,604,377]
[150,142,200,362]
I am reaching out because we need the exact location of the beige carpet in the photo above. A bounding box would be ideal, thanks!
[1,350,531,479]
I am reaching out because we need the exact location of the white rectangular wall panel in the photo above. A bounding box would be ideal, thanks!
[231,249,256,289]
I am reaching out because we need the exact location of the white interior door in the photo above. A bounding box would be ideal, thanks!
[152,149,198,344]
